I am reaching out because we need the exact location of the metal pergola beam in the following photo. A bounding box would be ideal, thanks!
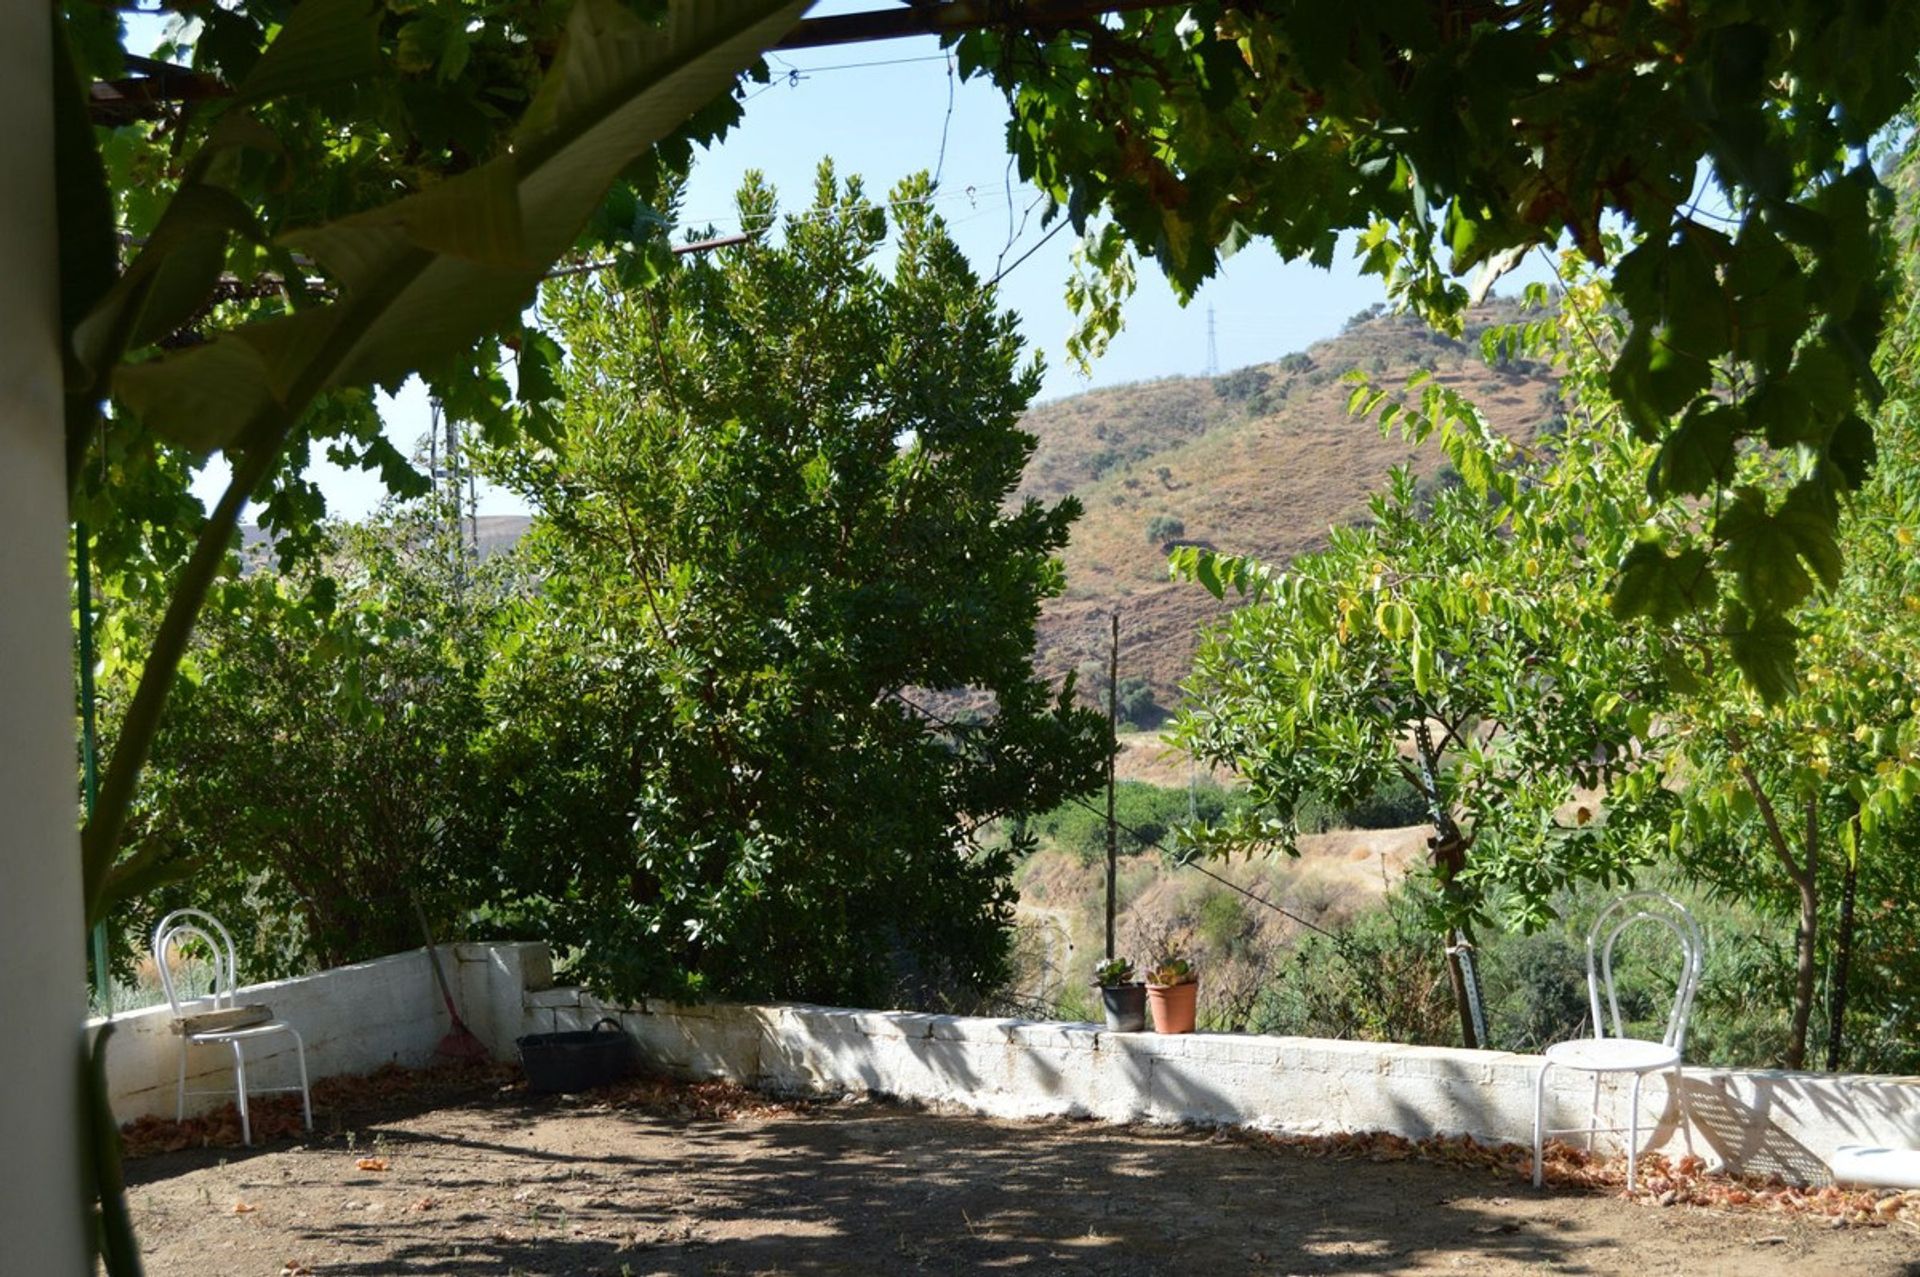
[775,0,1172,50]
[86,2,1177,122]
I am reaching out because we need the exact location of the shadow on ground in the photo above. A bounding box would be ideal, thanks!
[124,1087,1920,1277]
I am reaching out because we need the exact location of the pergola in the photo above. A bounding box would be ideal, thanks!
[0,5,1152,1269]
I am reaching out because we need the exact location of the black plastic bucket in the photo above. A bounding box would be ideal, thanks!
[517,1017,637,1093]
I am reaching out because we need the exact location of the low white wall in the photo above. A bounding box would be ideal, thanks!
[527,985,1920,1186]
[91,941,551,1123]
[94,939,1920,1188]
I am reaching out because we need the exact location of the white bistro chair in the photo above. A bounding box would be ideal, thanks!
[153,909,312,1146]
[1531,891,1703,1189]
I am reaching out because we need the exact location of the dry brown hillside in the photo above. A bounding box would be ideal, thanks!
[1023,304,1560,711]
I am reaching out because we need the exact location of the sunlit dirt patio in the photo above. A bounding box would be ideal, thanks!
[121,1070,1920,1277]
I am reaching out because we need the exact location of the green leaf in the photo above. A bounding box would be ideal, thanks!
[1827,413,1876,488]
[113,0,808,453]
[74,184,264,382]
[517,329,566,404]
[1411,633,1435,694]
[1610,541,1712,624]
[1724,602,1799,706]
[1659,648,1700,696]
[1715,484,1842,614]
[52,15,118,464]
[1650,402,1739,497]
[234,0,383,104]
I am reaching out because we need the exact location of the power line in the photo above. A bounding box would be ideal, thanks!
[933,53,958,187]
[987,218,1068,286]
[880,688,1339,940]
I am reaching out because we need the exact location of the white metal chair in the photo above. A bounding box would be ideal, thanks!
[153,909,312,1146]
[1531,891,1703,1189]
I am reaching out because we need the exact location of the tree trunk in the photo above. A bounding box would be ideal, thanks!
[0,8,93,1267]
[1784,797,1820,1071]
[1414,721,1481,1048]
[1738,761,1819,1071]
[1789,869,1818,1070]
[1825,819,1860,1073]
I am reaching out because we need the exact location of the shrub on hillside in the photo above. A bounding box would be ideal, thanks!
[1213,367,1272,403]
[1033,780,1249,864]
[1145,513,1186,544]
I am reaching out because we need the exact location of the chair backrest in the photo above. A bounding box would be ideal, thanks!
[152,909,239,1016]
[1586,891,1705,1053]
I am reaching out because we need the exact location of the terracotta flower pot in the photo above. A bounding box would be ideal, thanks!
[1147,980,1198,1034]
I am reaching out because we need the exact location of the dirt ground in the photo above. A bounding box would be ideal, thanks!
[122,1075,1920,1277]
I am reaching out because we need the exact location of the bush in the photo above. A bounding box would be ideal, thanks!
[1213,367,1272,403]
[1145,514,1186,544]
[1343,303,1387,331]
[1341,776,1429,828]
[1116,674,1161,728]
[1251,883,1457,1044]
[1277,352,1314,374]
[1032,780,1249,864]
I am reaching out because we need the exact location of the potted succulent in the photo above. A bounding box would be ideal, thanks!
[1146,956,1199,1034]
[1093,957,1147,1032]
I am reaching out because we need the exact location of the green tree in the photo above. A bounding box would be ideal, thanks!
[478,167,1108,1006]
[100,494,508,979]
[1170,378,1671,1047]
[961,4,1920,693]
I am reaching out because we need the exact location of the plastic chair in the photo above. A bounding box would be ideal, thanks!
[1531,891,1702,1189]
[153,909,312,1146]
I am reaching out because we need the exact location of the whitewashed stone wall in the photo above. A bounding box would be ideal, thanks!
[96,939,1920,1186]
[529,983,1920,1186]
[90,941,551,1123]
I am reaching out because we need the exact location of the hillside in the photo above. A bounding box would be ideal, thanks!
[1021,303,1561,713]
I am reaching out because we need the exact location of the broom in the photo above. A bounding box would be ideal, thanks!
[413,897,491,1064]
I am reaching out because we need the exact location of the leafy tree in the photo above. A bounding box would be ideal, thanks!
[100,495,508,980]
[1115,674,1161,728]
[960,4,1920,694]
[60,1,809,950]
[1170,379,1671,1047]
[477,167,1108,1006]
[55,6,803,1264]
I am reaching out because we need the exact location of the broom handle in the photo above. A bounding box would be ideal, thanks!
[413,896,461,1018]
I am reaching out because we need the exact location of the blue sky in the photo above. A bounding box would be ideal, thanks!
[163,4,1541,519]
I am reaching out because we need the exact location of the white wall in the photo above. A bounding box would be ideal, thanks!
[525,981,1920,1187]
[93,942,551,1122]
[100,940,1920,1188]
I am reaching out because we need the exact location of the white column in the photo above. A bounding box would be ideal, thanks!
[0,6,93,1272]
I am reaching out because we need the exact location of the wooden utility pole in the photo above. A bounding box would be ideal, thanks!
[1106,612,1119,960]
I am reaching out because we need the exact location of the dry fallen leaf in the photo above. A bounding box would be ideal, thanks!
[280,1263,311,1277]
[409,1196,437,1212]
[232,1200,258,1215]
[355,1157,389,1172]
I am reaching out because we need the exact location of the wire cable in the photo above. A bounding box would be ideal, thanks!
[880,687,1339,940]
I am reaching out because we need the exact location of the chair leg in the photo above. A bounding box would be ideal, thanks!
[1587,1073,1602,1152]
[231,1040,251,1147]
[290,1027,313,1132]
[1672,1064,1694,1163]
[1627,1071,1644,1190]
[175,1039,189,1122]
[1532,1061,1551,1188]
